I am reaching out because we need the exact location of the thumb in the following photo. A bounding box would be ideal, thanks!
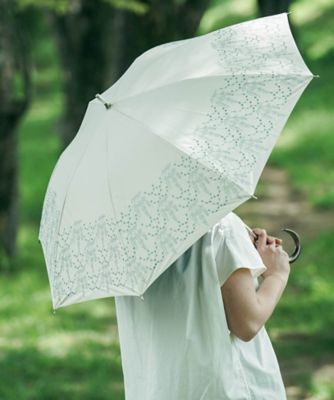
[256,229,267,249]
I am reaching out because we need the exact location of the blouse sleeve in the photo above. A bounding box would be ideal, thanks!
[213,213,267,287]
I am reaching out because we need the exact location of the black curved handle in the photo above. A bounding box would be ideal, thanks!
[281,228,301,263]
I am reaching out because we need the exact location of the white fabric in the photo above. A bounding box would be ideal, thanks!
[115,212,287,399]
[38,13,314,309]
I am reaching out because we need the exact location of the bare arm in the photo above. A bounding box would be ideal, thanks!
[221,228,290,342]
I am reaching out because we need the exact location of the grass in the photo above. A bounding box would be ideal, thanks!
[268,6,334,210]
[0,15,124,399]
[1,0,333,399]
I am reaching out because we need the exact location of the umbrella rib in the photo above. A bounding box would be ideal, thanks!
[52,107,108,253]
[105,72,314,107]
[104,118,122,249]
[113,12,314,107]
[104,116,137,293]
[110,104,257,200]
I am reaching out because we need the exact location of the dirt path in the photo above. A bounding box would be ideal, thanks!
[238,166,334,400]
[238,166,334,241]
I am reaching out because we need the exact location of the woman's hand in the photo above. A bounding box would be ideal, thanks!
[221,227,291,341]
[252,228,290,282]
[250,227,282,247]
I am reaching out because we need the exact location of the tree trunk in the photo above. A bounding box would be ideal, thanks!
[47,0,210,152]
[116,0,211,80]
[258,0,292,16]
[257,0,297,44]
[0,0,32,270]
[46,2,119,151]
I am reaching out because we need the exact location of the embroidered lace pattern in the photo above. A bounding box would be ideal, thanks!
[39,14,310,307]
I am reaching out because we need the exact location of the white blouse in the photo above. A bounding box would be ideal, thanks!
[115,211,287,399]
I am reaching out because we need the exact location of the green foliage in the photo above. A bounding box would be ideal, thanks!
[16,0,149,15]
[103,0,149,15]
[0,259,124,399]
[1,0,333,398]
[16,0,69,13]
[268,5,334,209]
[1,56,124,396]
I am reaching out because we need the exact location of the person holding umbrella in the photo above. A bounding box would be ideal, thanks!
[115,211,290,399]
[37,12,313,399]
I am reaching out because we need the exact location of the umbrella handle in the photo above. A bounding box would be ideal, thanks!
[281,228,301,263]
[244,224,301,263]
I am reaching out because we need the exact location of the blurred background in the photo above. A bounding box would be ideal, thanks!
[0,0,333,399]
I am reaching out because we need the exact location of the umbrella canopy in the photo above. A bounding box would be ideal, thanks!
[38,12,315,309]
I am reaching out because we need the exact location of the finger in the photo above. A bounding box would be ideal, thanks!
[252,228,263,236]
[275,238,282,247]
[267,235,275,244]
[252,228,261,244]
[255,229,267,249]
[268,236,282,246]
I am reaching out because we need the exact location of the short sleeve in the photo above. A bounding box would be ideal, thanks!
[213,213,267,286]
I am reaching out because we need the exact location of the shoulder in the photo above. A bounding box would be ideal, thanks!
[208,212,243,250]
[215,211,246,234]
[209,212,253,254]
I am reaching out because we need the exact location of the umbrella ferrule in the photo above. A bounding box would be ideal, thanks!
[95,93,112,109]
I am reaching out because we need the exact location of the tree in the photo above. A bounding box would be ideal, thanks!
[46,0,210,151]
[46,2,129,149]
[0,0,32,269]
[257,1,297,47]
[115,0,211,77]
[257,0,292,16]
